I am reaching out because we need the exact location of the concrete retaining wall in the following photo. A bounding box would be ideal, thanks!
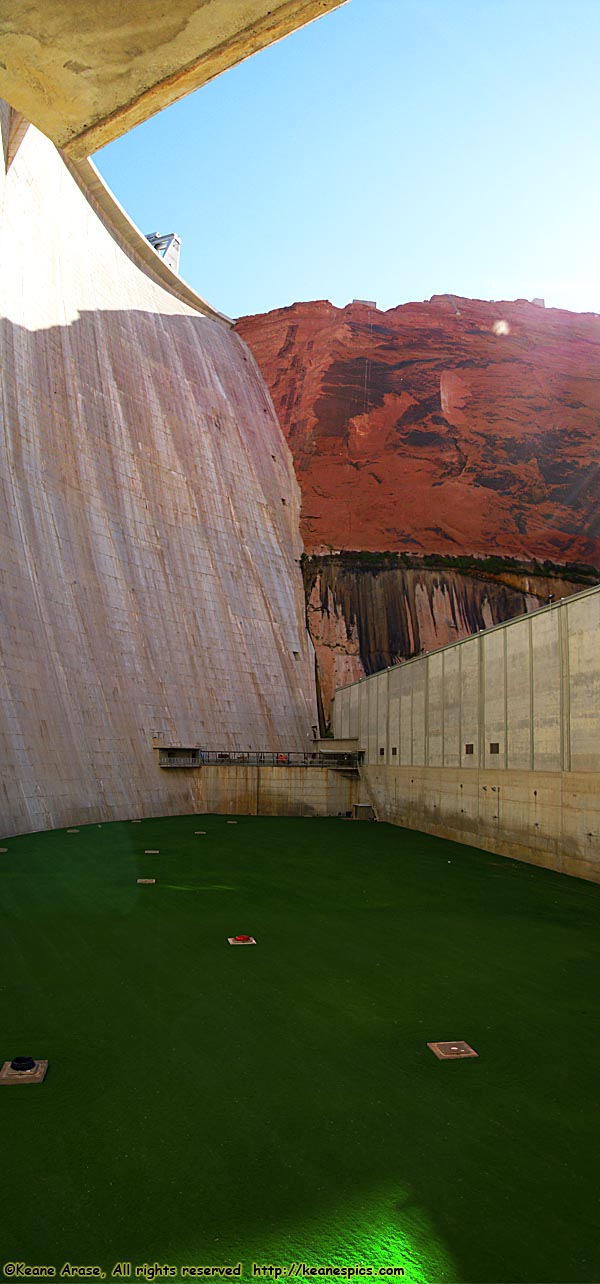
[31,765,358,828]
[194,765,360,817]
[333,585,600,881]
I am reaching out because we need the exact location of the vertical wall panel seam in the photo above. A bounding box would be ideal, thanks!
[442,649,446,767]
[410,679,414,767]
[529,615,535,770]
[425,656,430,767]
[458,642,463,770]
[479,634,485,769]
[562,601,571,771]
[386,668,390,765]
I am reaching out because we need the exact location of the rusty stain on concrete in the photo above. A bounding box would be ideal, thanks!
[0,1,347,156]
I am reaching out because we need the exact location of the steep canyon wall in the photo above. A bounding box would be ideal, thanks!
[236,297,600,563]
[236,298,600,721]
[0,105,317,835]
[304,559,587,724]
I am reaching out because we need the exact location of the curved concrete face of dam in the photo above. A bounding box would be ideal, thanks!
[0,103,318,835]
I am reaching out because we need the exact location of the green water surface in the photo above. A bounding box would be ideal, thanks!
[1,816,598,1284]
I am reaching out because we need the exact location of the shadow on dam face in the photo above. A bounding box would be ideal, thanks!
[0,308,317,834]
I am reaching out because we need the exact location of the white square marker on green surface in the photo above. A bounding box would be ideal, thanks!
[427,1041,478,1060]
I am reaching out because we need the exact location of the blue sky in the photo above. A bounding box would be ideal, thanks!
[95,0,600,320]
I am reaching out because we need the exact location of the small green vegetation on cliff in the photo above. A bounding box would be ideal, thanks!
[302,550,600,585]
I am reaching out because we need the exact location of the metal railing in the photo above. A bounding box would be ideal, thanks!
[158,749,361,770]
[158,753,201,768]
[200,750,362,769]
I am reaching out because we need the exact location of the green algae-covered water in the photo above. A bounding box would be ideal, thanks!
[1,816,598,1284]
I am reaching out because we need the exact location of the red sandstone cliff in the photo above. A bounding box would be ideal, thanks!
[236,296,600,564]
[236,296,600,725]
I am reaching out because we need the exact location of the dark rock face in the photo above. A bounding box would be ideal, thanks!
[304,558,587,724]
[312,564,528,670]
[236,296,600,722]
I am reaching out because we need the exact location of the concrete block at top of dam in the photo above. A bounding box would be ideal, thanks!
[0,102,317,837]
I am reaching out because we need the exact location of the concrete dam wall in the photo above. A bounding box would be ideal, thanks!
[333,584,600,882]
[0,104,317,836]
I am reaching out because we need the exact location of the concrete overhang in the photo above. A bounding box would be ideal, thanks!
[0,0,347,158]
